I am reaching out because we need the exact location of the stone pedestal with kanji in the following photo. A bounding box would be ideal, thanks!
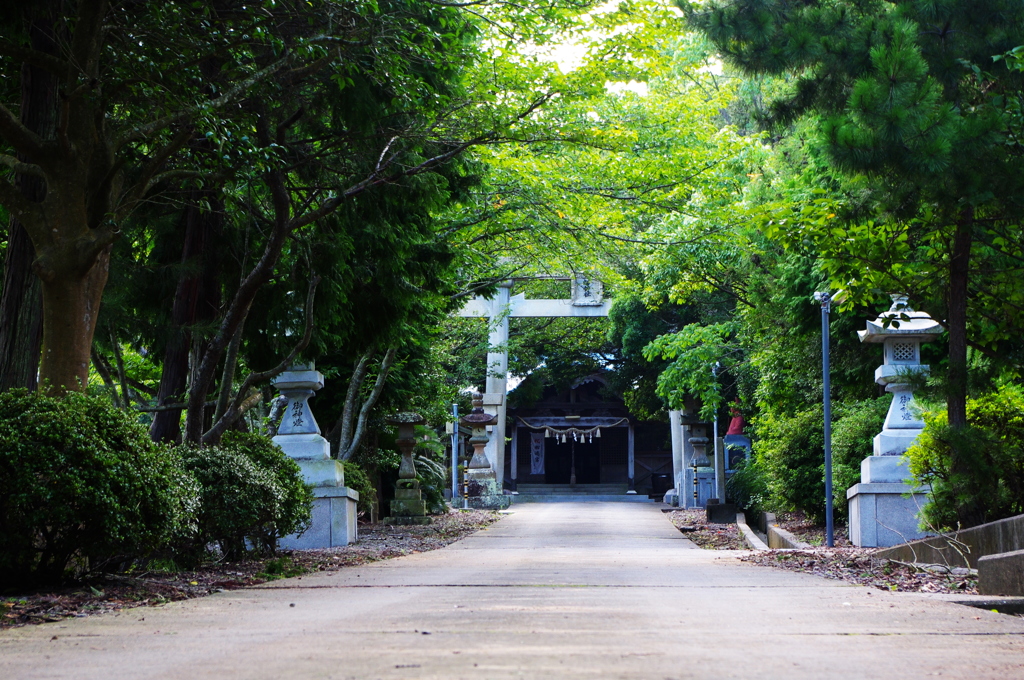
[272,364,359,548]
[848,297,940,547]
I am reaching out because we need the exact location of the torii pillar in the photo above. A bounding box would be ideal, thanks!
[458,278,612,489]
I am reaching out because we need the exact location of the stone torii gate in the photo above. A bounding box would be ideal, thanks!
[457,277,611,489]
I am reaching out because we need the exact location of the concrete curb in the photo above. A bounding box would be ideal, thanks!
[737,522,769,551]
[768,524,813,550]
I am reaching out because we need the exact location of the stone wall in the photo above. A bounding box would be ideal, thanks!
[873,513,1024,569]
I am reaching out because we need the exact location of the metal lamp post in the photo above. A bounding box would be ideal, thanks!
[813,291,837,547]
[451,403,459,500]
[712,362,725,503]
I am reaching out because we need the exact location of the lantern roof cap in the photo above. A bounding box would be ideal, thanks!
[387,412,425,425]
[858,295,944,343]
[461,392,497,426]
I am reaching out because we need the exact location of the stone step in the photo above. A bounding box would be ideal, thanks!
[511,494,654,504]
[516,484,629,495]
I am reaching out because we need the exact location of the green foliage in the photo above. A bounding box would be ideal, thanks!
[907,382,1024,530]
[753,397,888,523]
[687,0,1024,436]
[179,434,312,561]
[258,557,304,581]
[643,322,738,419]
[830,396,892,512]
[414,452,449,515]
[342,461,377,517]
[725,457,768,515]
[754,405,827,522]
[0,390,197,587]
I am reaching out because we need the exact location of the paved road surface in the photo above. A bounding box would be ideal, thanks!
[2,503,1023,679]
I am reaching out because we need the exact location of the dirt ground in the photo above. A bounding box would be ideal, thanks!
[666,507,977,595]
[666,508,748,550]
[1,509,500,629]
[742,548,979,594]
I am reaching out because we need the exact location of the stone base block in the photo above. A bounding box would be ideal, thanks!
[389,497,427,517]
[295,458,345,487]
[847,482,932,547]
[279,486,359,549]
[706,502,737,524]
[273,433,331,460]
[861,455,912,484]
[382,516,432,525]
[979,549,1024,596]
[663,489,680,507]
[465,470,500,496]
[463,494,512,510]
[873,430,922,456]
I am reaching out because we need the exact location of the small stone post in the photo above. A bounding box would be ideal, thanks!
[383,413,432,525]
[460,393,511,509]
[848,296,943,547]
[272,363,359,548]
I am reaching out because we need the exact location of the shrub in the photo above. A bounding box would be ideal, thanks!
[0,390,198,587]
[753,396,888,523]
[907,382,1024,530]
[726,457,768,514]
[414,454,448,515]
[831,396,891,515]
[754,405,827,522]
[342,461,377,517]
[179,434,312,560]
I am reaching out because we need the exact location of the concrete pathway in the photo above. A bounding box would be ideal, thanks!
[2,503,1023,679]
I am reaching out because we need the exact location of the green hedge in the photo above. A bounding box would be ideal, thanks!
[753,396,889,523]
[907,382,1024,530]
[0,390,197,587]
[179,433,312,561]
[342,461,377,517]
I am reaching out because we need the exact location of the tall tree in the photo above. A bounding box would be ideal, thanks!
[688,3,1024,408]
[0,3,60,391]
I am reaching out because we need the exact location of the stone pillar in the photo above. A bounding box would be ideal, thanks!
[665,410,683,506]
[483,282,512,488]
[627,423,636,493]
[383,413,432,525]
[681,423,695,508]
[461,393,511,509]
[848,296,942,547]
[273,364,359,548]
[509,424,519,492]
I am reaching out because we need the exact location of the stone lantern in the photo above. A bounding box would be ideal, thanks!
[847,296,942,547]
[460,393,511,509]
[382,412,432,525]
[272,364,359,548]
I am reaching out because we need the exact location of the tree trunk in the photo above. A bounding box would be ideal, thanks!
[947,216,971,429]
[947,213,984,527]
[38,248,111,392]
[0,7,60,391]
[0,224,44,391]
[150,194,223,442]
